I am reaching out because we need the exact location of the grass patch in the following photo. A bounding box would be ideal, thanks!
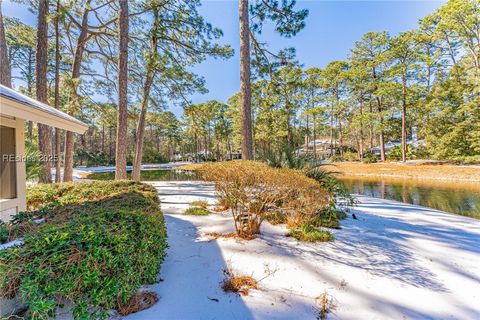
[324,162,480,182]
[287,225,333,242]
[190,200,209,208]
[184,207,210,216]
[0,181,167,320]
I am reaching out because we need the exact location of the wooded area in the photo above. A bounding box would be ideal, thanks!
[0,0,478,184]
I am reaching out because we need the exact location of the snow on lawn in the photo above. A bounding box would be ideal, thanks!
[126,181,480,320]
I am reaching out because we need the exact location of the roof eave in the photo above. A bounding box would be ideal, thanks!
[0,96,88,134]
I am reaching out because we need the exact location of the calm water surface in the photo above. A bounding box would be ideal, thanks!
[339,176,480,219]
[88,169,198,181]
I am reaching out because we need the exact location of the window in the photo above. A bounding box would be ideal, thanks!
[0,125,17,199]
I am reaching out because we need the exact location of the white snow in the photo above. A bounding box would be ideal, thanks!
[123,181,480,320]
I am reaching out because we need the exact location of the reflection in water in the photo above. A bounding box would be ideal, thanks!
[339,177,480,219]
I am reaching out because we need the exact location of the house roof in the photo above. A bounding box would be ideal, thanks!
[0,84,88,134]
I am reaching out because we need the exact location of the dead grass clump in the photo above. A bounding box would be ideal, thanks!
[191,200,209,208]
[117,291,158,316]
[315,291,336,320]
[222,275,258,296]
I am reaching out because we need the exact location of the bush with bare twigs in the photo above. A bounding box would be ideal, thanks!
[199,161,332,238]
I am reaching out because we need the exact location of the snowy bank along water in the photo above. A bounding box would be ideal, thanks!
[123,181,480,320]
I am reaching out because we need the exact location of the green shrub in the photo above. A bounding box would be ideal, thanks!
[309,207,348,229]
[26,180,158,211]
[449,155,480,164]
[74,149,113,166]
[287,224,333,242]
[140,147,169,164]
[387,145,402,161]
[190,200,209,209]
[0,181,167,320]
[305,168,356,225]
[343,151,358,161]
[184,207,210,216]
[0,221,8,244]
[387,145,430,161]
[362,151,378,163]
[259,145,315,169]
[25,140,43,182]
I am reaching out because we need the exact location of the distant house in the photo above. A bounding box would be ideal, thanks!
[370,127,426,155]
[0,85,88,222]
[225,151,242,161]
[297,138,336,159]
[370,140,401,155]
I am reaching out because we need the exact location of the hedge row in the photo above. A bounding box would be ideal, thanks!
[0,181,167,319]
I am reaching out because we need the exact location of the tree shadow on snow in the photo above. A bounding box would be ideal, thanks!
[262,199,480,294]
[123,215,255,320]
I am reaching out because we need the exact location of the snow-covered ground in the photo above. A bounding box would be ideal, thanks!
[124,181,480,320]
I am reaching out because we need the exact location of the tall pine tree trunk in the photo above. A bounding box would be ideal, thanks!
[115,0,129,180]
[0,0,11,87]
[239,0,253,160]
[109,127,113,160]
[36,0,53,183]
[313,113,317,159]
[27,49,34,141]
[376,97,386,161]
[132,77,153,181]
[305,113,309,155]
[359,101,364,160]
[330,102,334,157]
[54,0,61,182]
[401,72,407,163]
[64,1,91,182]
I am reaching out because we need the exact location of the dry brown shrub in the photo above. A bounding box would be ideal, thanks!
[199,161,332,237]
[214,197,231,211]
[177,163,206,171]
[117,291,158,316]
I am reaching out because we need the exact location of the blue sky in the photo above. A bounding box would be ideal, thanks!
[3,0,445,116]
